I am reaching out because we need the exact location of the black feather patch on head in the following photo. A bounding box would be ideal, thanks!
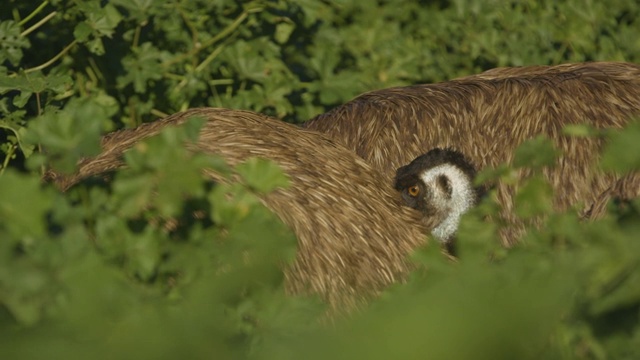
[393,172,427,212]
[395,148,477,184]
[394,147,479,214]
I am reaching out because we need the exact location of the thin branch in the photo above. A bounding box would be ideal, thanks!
[132,24,142,48]
[36,92,42,116]
[24,39,78,74]
[150,109,169,118]
[21,11,57,37]
[195,41,228,73]
[161,10,252,68]
[0,144,17,176]
[18,1,50,27]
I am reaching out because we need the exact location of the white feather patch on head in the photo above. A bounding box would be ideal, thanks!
[419,164,476,242]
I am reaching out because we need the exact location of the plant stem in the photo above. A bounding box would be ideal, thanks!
[21,11,57,37]
[161,9,253,68]
[36,92,42,115]
[133,24,142,48]
[24,40,78,74]
[174,39,231,91]
[195,41,228,73]
[150,109,169,118]
[18,0,50,27]
[0,144,16,176]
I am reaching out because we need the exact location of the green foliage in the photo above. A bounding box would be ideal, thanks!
[601,120,640,172]
[1,116,320,359]
[24,93,117,173]
[513,135,561,169]
[0,20,30,66]
[1,1,640,359]
[453,125,640,359]
[3,0,640,169]
[289,261,576,360]
[236,157,290,194]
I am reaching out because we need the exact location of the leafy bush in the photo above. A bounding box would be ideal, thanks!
[1,118,322,359]
[1,1,639,359]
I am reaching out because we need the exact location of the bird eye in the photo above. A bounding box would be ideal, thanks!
[408,185,420,197]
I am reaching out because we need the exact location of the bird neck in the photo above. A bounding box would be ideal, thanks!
[420,164,476,242]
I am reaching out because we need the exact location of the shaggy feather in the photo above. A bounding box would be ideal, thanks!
[306,62,640,245]
[46,108,431,313]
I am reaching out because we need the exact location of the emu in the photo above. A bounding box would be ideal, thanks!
[305,62,640,244]
[46,108,432,313]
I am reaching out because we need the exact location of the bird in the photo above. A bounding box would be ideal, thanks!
[45,107,432,314]
[394,148,481,255]
[304,62,640,245]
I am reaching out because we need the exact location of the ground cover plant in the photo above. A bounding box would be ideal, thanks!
[1,1,639,359]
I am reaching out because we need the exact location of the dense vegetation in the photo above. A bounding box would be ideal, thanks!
[1,1,639,359]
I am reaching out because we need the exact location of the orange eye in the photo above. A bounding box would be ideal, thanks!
[408,185,420,197]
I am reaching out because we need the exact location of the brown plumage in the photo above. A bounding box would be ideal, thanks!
[304,62,640,244]
[46,108,430,312]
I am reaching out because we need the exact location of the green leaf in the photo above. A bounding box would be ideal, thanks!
[116,42,165,93]
[110,0,164,22]
[0,113,34,158]
[590,265,640,316]
[562,123,600,138]
[514,175,554,219]
[601,121,640,172]
[124,226,163,281]
[275,22,295,44]
[236,157,290,193]
[209,183,263,226]
[24,95,115,173]
[0,255,55,326]
[182,115,206,142]
[0,20,30,66]
[474,164,513,185]
[111,173,155,217]
[13,90,32,107]
[86,37,105,56]
[73,22,93,42]
[93,4,123,38]
[0,71,72,96]
[513,136,560,169]
[0,171,53,240]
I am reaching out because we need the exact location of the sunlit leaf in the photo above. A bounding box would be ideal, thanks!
[0,171,53,239]
[513,135,560,169]
[0,20,30,66]
[236,157,290,193]
[601,121,640,172]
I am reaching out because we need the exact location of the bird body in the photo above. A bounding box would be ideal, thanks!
[46,108,430,312]
[44,62,640,310]
[306,62,640,244]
